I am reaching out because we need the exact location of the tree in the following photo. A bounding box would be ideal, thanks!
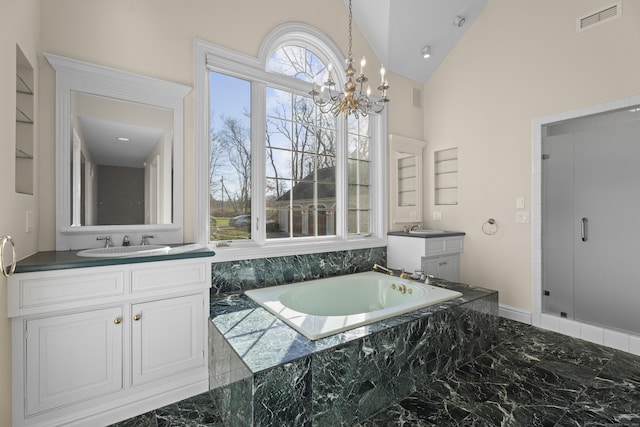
[210,115,251,214]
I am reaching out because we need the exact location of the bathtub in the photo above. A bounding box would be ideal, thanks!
[244,271,463,340]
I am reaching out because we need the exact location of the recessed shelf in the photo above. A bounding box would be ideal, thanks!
[16,45,35,195]
[16,74,33,94]
[435,148,458,206]
[16,148,33,159]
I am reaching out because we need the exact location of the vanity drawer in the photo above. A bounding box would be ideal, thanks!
[8,268,125,316]
[130,260,207,293]
[424,236,464,256]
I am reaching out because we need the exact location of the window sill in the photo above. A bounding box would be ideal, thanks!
[209,237,387,262]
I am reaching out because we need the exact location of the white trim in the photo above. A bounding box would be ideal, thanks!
[194,24,388,261]
[531,93,640,354]
[499,304,532,324]
[210,237,386,263]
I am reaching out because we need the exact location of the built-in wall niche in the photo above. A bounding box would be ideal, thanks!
[16,45,34,195]
[389,134,426,226]
[434,147,458,205]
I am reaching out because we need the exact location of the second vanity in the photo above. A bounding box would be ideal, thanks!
[7,247,214,427]
[387,230,465,282]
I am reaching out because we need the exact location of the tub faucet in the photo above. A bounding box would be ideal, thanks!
[122,235,130,246]
[373,263,410,279]
[96,236,113,248]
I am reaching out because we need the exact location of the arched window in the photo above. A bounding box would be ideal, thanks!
[266,45,327,83]
[195,23,387,260]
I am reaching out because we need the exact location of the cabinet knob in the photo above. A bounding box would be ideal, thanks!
[113,317,122,325]
[133,314,141,321]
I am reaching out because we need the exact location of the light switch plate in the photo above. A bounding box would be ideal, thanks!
[516,211,529,223]
[432,211,442,220]
[26,210,33,232]
[516,197,525,209]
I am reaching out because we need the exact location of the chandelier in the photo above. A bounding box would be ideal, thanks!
[309,0,389,117]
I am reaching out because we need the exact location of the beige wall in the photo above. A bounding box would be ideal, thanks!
[2,1,41,424]
[37,0,422,249]
[423,0,640,311]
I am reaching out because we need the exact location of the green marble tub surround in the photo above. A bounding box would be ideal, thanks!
[209,277,499,426]
[210,247,386,295]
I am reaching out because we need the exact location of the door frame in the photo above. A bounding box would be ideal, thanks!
[531,94,640,352]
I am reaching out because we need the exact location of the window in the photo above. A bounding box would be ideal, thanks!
[195,24,387,260]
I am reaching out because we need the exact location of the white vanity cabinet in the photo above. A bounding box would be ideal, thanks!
[8,257,212,427]
[387,234,464,282]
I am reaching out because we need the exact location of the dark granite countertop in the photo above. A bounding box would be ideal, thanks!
[387,230,465,238]
[210,278,496,374]
[15,244,215,273]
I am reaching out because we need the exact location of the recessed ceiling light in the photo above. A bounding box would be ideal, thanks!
[421,46,431,59]
[116,137,130,142]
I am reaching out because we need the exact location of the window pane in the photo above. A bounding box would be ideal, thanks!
[266,87,337,240]
[209,71,252,242]
[347,115,371,235]
[266,45,328,83]
[267,87,292,121]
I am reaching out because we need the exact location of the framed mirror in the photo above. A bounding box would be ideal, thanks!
[388,134,426,226]
[46,53,191,250]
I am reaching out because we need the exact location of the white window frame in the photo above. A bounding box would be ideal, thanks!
[194,23,387,262]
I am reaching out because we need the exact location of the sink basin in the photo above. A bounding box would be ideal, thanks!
[77,245,171,258]
[408,229,446,235]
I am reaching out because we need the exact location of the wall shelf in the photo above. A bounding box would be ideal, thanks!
[434,148,458,206]
[16,45,35,195]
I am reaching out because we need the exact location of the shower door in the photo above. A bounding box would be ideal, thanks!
[543,118,640,334]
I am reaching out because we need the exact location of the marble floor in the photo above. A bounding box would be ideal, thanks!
[112,318,640,427]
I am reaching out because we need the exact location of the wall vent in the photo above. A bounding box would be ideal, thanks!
[577,2,622,32]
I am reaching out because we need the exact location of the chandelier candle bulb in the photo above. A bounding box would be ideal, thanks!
[360,56,366,75]
[380,65,385,84]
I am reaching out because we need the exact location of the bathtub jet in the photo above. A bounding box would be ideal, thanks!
[244,271,462,340]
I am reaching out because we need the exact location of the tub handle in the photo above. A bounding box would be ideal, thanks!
[581,217,588,242]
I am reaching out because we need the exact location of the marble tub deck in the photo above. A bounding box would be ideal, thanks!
[209,277,498,426]
[111,317,640,426]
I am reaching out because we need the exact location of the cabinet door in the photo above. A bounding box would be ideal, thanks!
[24,307,124,416]
[131,294,204,386]
[422,255,459,282]
[436,255,459,282]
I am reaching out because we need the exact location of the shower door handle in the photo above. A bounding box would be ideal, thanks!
[581,217,588,242]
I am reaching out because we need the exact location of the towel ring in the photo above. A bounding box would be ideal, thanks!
[1,236,17,277]
[482,218,498,236]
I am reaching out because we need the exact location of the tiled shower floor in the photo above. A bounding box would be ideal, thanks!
[112,318,640,426]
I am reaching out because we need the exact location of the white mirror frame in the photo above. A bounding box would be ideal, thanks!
[388,134,426,226]
[45,53,191,250]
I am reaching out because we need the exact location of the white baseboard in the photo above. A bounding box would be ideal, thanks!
[499,304,532,324]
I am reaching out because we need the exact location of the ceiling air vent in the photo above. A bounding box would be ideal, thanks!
[577,2,622,32]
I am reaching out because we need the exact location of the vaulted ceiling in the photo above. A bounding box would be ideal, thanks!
[347,0,488,83]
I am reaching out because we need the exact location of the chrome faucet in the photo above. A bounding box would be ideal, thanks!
[122,235,130,246]
[140,234,155,246]
[373,263,410,279]
[96,236,113,248]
